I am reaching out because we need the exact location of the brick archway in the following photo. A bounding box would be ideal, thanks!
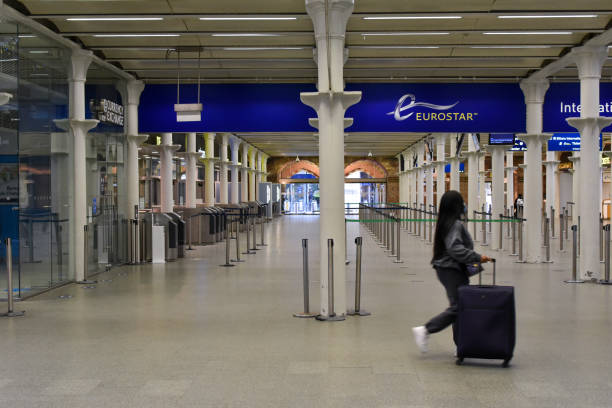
[278,160,320,180]
[344,159,388,179]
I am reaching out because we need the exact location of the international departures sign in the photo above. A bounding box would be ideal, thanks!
[138,83,612,134]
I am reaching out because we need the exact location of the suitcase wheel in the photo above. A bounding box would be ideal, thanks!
[502,359,511,368]
[455,358,464,366]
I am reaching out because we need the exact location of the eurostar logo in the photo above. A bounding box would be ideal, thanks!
[387,94,459,121]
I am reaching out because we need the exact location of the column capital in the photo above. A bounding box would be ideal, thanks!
[54,118,99,133]
[484,144,508,152]
[219,132,231,145]
[306,0,354,40]
[505,166,517,171]
[229,135,241,148]
[127,134,149,145]
[115,79,145,106]
[519,79,549,105]
[568,156,580,163]
[301,91,361,113]
[566,117,612,134]
[543,160,561,166]
[570,45,609,80]
[204,132,216,142]
[308,117,354,129]
[67,49,94,83]
[515,133,552,144]
[434,133,448,145]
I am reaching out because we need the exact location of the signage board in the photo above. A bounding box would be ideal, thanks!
[548,132,602,152]
[543,83,612,132]
[444,162,465,173]
[0,164,18,203]
[90,98,124,126]
[511,139,526,151]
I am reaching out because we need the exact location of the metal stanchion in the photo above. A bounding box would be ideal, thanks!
[600,225,612,285]
[187,217,194,251]
[481,212,488,246]
[220,216,235,267]
[506,209,512,238]
[231,219,244,263]
[294,239,317,318]
[345,218,350,265]
[389,214,396,257]
[251,215,259,251]
[515,220,524,262]
[564,207,569,240]
[473,210,477,240]
[551,207,556,238]
[565,226,584,283]
[418,207,422,238]
[394,217,403,264]
[386,214,391,252]
[316,239,344,321]
[578,215,581,256]
[1,238,25,318]
[543,217,552,263]
[498,214,503,251]
[348,237,370,316]
[78,225,97,285]
[428,211,433,244]
[560,213,565,253]
[510,219,518,256]
[600,216,604,263]
[243,215,255,255]
[259,215,267,247]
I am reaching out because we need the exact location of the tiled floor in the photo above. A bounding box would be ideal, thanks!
[1,215,611,407]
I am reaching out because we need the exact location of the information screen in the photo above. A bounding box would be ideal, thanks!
[489,133,515,145]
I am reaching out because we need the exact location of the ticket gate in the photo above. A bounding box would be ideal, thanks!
[166,212,185,258]
[217,203,249,231]
[141,212,179,262]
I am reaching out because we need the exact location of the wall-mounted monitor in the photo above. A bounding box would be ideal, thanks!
[489,133,515,146]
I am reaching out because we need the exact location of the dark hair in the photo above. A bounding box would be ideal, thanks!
[432,190,465,261]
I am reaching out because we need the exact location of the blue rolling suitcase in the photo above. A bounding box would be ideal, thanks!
[455,259,515,367]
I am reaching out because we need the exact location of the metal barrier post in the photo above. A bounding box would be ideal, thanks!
[386,213,392,252]
[600,225,612,285]
[560,213,565,252]
[221,216,235,267]
[564,207,568,240]
[78,225,97,284]
[543,217,552,263]
[428,211,433,244]
[473,210,477,239]
[1,238,25,317]
[510,219,518,256]
[394,217,403,263]
[418,207,422,238]
[519,219,525,262]
[389,214,396,256]
[551,207,556,238]
[232,219,244,263]
[578,215,581,256]
[187,217,194,250]
[348,237,370,316]
[600,216,604,263]
[294,239,317,317]
[345,218,350,265]
[243,215,254,255]
[259,215,266,247]
[481,211,488,246]
[498,214,504,251]
[251,214,259,251]
[317,239,345,321]
[565,225,584,283]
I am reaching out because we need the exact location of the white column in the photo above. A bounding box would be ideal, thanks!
[262,153,268,182]
[543,151,560,217]
[478,150,487,211]
[465,135,480,218]
[505,151,515,211]
[567,46,612,280]
[204,133,216,206]
[300,0,361,318]
[160,133,180,213]
[256,150,264,199]
[185,132,198,208]
[426,161,434,213]
[230,137,241,204]
[116,80,146,217]
[53,50,99,282]
[397,155,405,205]
[448,135,462,192]
[248,147,257,201]
[435,134,447,208]
[488,145,506,250]
[569,155,580,220]
[241,144,249,202]
[219,133,229,204]
[402,151,410,205]
[518,79,550,263]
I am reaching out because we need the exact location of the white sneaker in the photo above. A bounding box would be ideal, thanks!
[412,326,429,353]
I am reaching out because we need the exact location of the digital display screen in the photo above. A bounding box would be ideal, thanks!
[489,133,515,145]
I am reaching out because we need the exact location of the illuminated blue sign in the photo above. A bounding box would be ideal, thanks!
[548,132,602,152]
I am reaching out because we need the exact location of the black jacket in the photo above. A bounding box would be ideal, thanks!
[431,220,482,273]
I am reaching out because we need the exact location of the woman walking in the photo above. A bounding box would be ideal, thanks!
[412,190,491,353]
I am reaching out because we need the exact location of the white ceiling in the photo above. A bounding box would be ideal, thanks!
[11,0,612,156]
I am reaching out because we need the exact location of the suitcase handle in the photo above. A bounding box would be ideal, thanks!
[491,258,496,285]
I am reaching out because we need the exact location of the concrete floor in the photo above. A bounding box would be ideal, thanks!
[1,215,612,408]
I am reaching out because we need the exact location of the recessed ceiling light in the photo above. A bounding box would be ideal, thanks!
[363,16,462,20]
[18,35,36,38]
[358,45,440,49]
[212,33,283,37]
[29,50,49,54]
[497,15,597,19]
[93,34,180,37]
[470,45,552,48]
[67,17,164,21]
[222,47,304,50]
[200,17,296,21]
[362,32,449,36]
[483,31,573,35]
